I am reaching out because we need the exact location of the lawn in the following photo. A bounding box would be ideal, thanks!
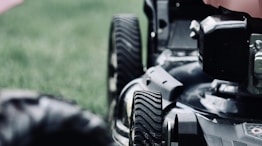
[0,0,146,117]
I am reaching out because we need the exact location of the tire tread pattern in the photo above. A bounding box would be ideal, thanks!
[112,15,143,95]
[132,91,162,146]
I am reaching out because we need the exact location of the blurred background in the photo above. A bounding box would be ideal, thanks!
[0,0,146,117]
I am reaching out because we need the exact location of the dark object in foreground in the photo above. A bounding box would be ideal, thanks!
[0,89,114,146]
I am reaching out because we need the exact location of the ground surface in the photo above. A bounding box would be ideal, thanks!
[0,0,146,116]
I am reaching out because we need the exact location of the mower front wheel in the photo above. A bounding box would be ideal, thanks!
[129,90,163,146]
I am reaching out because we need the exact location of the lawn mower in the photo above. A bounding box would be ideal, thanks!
[107,0,262,145]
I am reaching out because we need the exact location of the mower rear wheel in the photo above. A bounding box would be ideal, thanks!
[129,91,163,146]
[107,14,143,121]
[107,14,143,102]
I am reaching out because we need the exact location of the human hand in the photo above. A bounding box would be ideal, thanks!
[0,0,24,14]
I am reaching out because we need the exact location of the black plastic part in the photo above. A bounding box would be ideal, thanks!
[144,0,158,67]
[197,115,262,146]
[163,108,207,146]
[249,18,262,33]
[179,83,262,120]
[143,0,219,67]
[130,91,162,146]
[167,20,197,50]
[175,111,206,146]
[169,0,218,20]
[167,0,218,50]
[157,0,170,48]
[169,62,213,88]
[198,15,249,82]
[142,66,183,101]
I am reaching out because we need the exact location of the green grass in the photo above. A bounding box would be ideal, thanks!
[0,0,146,117]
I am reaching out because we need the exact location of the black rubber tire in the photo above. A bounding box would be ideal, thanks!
[107,14,144,105]
[129,91,162,146]
[0,89,114,146]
